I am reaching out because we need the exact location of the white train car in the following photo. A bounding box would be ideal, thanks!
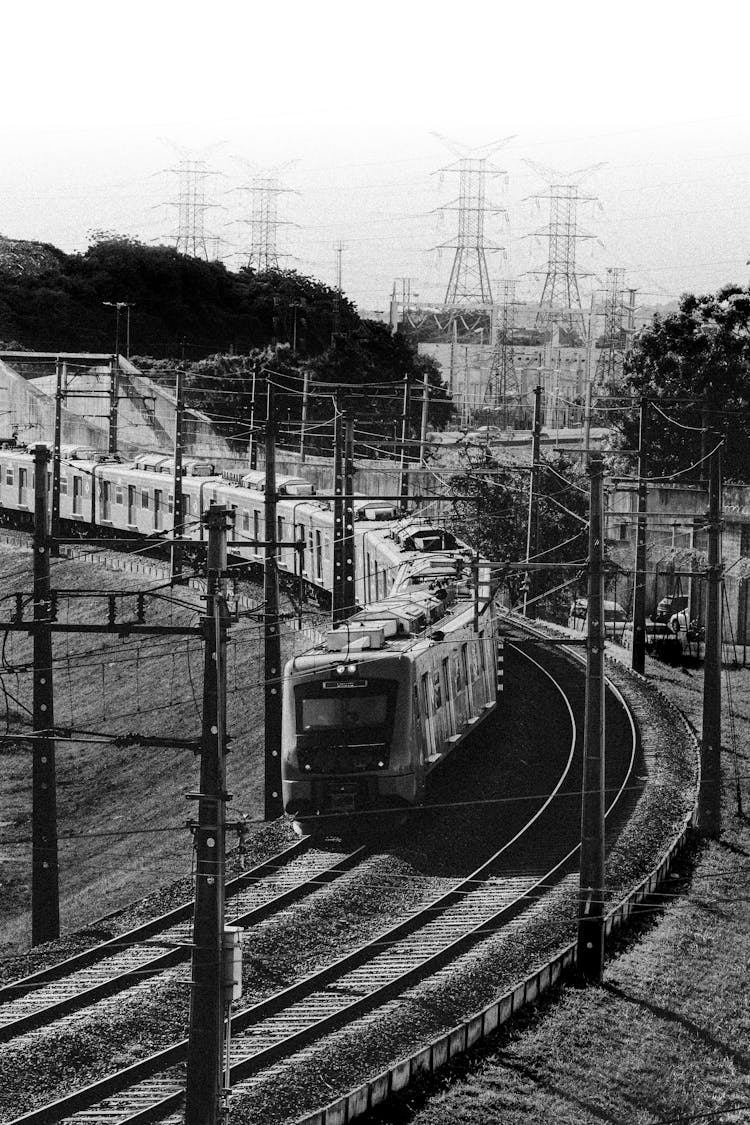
[280,571,498,834]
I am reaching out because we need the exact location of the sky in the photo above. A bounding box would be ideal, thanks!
[2,0,750,314]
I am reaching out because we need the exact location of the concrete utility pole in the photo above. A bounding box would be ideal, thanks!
[31,443,60,945]
[631,397,649,675]
[264,381,284,820]
[399,372,411,509]
[108,356,119,456]
[332,395,356,624]
[699,445,723,838]
[419,370,430,464]
[171,367,185,583]
[51,361,63,552]
[577,452,606,981]
[184,504,232,1125]
[523,385,542,617]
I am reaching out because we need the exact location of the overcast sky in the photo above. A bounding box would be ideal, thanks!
[2,0,749,312]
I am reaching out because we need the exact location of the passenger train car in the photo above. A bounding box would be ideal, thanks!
[0,444,471,609]
[280,561,498,835]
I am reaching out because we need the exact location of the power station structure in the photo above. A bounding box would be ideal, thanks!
[233,159,296,271]
[525,160,604,340]
[435,133,512,307]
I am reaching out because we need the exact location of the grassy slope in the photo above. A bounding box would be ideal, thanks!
[0,545,302,956]
[375,660,750,1125]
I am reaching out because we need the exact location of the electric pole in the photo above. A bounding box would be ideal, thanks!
[419,370,430,464]
[577,452,606,981]
[631,397,649,675]
[51,360,63,553]
[399,372,411,509]
[523,385,542,617]
[171,367,185,584]
[31,443,60,945]
[184,504,232,1125]
[699,444,723,838]
[108,355,119,456]
[332,395,356,624]
[264,381,283,820]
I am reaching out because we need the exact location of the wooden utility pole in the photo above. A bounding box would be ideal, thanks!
[699,445,723,838]
[631,397,649,674]
[108,356,119,456]
[31,443,60,945]
[577,452,606,981]
[264,381,283,820]
[185,504,232,1125]
[171,367,185,584]
[523,385,542,618]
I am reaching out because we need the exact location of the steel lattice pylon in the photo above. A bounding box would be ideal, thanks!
[525,160,604,339]
[434,134,513,308]
[161,140,222,260]
[486,279,522,422]
[596,267,627,385]
[234,158,296,271]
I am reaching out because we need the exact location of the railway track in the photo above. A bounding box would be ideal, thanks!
[7,636,640,1125]
[0,838,365,1044]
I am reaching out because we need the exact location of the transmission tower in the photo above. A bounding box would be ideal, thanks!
[596,267,627,385]
[233,159,296,271]
[433,134,513,308]
[486,279,522,423]
[525,160,604,339]
[161,141,222,259]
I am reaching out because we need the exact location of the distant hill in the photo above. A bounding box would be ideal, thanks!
[0,235,64,278]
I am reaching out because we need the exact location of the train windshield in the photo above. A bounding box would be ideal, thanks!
[296,679,397,738]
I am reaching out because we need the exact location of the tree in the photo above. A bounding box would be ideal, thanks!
[615,286,750,482]
[448,449,589,614]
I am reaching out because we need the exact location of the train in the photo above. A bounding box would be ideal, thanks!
[280,552,499,835]
[0,443,471,607]
[0,441,501,837]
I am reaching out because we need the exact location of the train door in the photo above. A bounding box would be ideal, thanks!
[315,530,323,581]
[17,468,26,506]
[102,480,112,521]
[72,475,83,516]
[420,671,436,759]
[412,682,424,763]
[461,644,473,716]
[442,656,455,738]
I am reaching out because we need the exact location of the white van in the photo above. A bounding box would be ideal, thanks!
[568,597,627,640]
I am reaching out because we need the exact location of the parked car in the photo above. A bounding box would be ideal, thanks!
[654,595,688,623]
[621,619,682,660]
[568,597,628,639]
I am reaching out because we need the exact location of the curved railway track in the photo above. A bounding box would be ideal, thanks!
[0,839,366,1044]
[5,631,640,1125]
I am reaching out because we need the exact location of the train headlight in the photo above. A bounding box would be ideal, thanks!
[334,663,358,676]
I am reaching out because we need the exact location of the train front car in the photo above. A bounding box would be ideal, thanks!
[281,577,499,838]
[281,620,419,837]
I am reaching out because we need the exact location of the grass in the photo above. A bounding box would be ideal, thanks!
[365,658,750,1125]
[0,544,306,958]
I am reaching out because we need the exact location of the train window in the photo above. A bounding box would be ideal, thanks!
[413,684,420,721]
[315,530,322,578]
[242,510,250,532]
[442,658,451,700]
[455,654,463,691]
[72,476,83,515]
[432,669,442,709]
[141,490,150,510]
[154,489,163,530]
[102,481,112,521]
[60,475,68,495]
[253,510,260,547]
[296,680,397,737]
[168,493,174,515]
[115,485,123,505]
[128,485,136,524]
[5,467,12,486]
